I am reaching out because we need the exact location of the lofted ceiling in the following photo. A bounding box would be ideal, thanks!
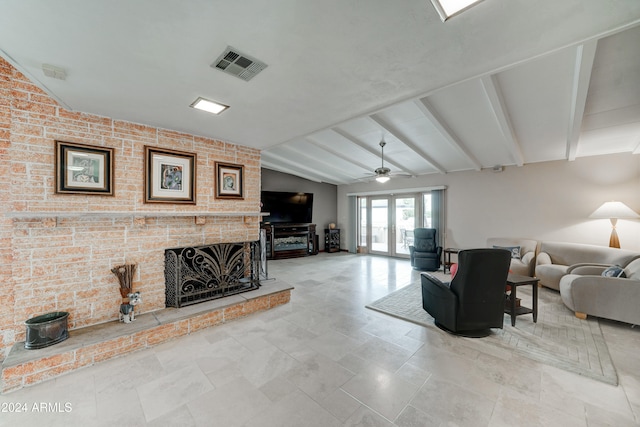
[1,1,640,185]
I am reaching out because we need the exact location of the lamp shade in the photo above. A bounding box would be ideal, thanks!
[590,201,638,248]
[589,201,639,219]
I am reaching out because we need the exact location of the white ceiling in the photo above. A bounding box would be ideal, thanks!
[1,1,639,185]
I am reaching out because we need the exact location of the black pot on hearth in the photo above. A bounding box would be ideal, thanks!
[24,311,69,350]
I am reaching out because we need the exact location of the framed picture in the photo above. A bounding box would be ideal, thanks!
[144,146,196,204]
[215,162,244,199]
[55,140,114,195]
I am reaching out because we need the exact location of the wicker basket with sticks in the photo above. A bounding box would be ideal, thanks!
[111,263,137,301]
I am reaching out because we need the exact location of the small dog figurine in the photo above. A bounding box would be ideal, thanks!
[120,291,142,323]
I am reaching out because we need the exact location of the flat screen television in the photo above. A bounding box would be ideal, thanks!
[261,191,313,224]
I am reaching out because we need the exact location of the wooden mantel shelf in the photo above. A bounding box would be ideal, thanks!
[6,211,267,218]
[5,211,268,226]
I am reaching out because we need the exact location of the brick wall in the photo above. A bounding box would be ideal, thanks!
[0,57,262,360]
[0,59,15,357]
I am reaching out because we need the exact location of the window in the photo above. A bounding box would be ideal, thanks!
[423,193,433,228]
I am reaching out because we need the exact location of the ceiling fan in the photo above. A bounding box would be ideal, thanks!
[370,139,411,183]
[374,140,392,183]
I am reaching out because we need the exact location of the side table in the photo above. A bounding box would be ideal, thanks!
[443,248,462,274]
[505,273,539,326]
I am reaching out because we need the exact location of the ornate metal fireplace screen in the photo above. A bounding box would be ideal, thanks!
[165,241,261,308]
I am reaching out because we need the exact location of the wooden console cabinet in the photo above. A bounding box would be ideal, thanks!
[261,223,318,260]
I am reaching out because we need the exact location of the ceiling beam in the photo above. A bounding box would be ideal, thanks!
[414,98,482,171]
[329,127,418,176]
[305,136,373,174]
[260,159,323,183]
[264,148,346,185]
[368,114,446,174]
[261,151,343,184]
[283,143,363,181]
[566,41,598,161]
[479,75,524,167]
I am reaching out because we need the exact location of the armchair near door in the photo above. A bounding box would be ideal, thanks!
[409,228,442,271]
[421,248,511,336]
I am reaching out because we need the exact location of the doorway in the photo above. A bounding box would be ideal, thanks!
[362,195,418,258]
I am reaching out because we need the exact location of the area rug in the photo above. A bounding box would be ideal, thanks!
[365,277,618,385]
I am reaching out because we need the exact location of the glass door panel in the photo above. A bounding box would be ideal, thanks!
[394,196,416,256]
[370,198,389,254]
[355,193,423,258]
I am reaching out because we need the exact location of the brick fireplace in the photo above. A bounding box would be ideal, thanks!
[0,57,284,392]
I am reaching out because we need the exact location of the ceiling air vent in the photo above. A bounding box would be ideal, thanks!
[211,46,267,82]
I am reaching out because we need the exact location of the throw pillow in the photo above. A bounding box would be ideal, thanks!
[450,263,458,278]
[493,245,521,260]
[602,265,626,278]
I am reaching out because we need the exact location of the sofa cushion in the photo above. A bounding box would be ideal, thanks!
[535,264,569,290]
[539,241,639,267]
[508,259,531,276]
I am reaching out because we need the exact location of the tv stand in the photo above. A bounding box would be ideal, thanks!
[261,223,318,260]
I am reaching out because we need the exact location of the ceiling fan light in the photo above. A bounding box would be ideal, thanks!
[373,140,392,183]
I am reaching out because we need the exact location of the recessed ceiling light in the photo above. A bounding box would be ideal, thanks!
[190,97,229,115]
[430,0,483,21]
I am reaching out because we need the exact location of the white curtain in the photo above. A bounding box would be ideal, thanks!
[431,189,445,248]
[347,195,357,253]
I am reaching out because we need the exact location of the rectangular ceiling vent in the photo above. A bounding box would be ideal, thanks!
[211,46,267,81]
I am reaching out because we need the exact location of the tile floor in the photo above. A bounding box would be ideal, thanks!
[1,253,639,426]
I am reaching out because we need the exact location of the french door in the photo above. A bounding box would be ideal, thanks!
[364,195,417,258]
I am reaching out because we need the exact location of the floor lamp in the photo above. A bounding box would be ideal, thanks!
[590,201,639,248]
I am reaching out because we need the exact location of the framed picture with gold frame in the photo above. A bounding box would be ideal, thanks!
[55,140,114,195]
[144,146,196,204]
[215,162,244,199]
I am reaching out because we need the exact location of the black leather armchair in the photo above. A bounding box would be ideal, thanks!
[409,228,442,271]
[421,248,511,336]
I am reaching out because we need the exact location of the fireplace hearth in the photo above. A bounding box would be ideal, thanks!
[165,241,261,308]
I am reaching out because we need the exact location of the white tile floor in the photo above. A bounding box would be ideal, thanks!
[1,253,639,426]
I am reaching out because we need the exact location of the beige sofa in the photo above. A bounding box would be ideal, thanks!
[560,258,640,324]
[535,241,640,290]
[487,238,538,276]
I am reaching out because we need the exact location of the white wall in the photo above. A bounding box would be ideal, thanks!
[338,153,640,252]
